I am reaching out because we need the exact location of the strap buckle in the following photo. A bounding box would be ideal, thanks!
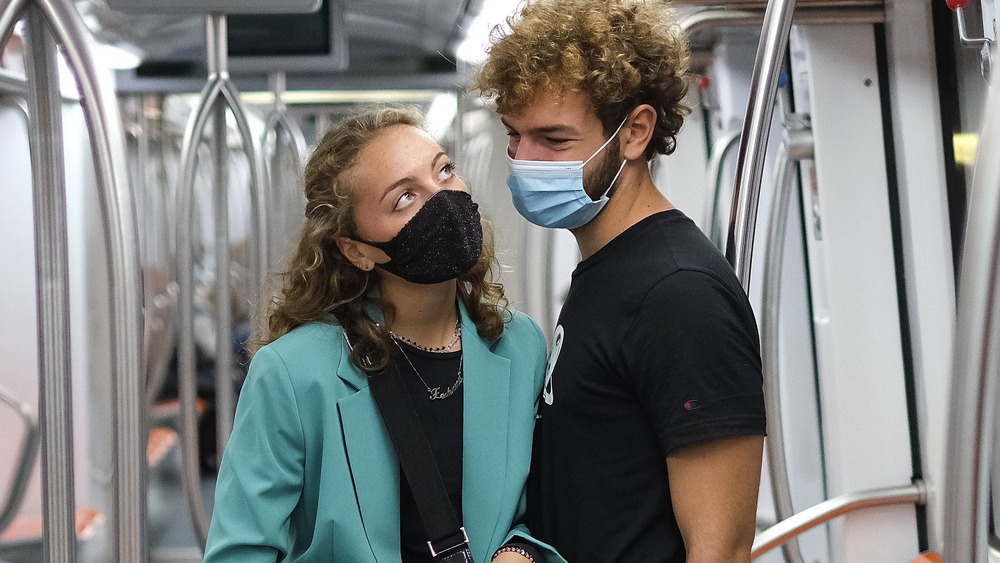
[428,527,470,558]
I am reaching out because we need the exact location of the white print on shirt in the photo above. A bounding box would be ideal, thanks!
[543,325,564,405]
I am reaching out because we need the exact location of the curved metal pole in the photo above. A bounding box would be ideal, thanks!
[752,481,925,558]
[23,10,77,562]
[682,7,758,34]
[9,1,147,560]
[261,71,304,271]
[703,129,742,245]
[176,75,225,549]
[943,77,1000,563]
[263,71,307,161]
[0,0,27,51]
[680,6,884,36]
[0,383,41,534]
[176,15,268,549]
[220,76,267,290]
[725,0,798,291]
[760,114,813,563]
[0,68,27,96]
[37,1,147,559]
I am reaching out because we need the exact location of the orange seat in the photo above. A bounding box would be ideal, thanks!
[0,507,102,543]
[911,552,942,563]
[147,426,179,466]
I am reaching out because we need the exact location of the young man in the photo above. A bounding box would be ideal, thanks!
[476,1,766,562]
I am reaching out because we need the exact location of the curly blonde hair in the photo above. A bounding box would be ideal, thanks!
[250,105,509,374]
[476,0,691,158]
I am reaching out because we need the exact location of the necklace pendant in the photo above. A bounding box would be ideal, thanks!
[427,373,463,400]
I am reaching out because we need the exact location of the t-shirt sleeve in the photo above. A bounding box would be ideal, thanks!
[620,269,766,455]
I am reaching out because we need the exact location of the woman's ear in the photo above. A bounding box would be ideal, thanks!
[336,237,374,271]
[620,104,657,161]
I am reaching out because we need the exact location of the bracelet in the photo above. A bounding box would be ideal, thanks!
[492,545,536,562]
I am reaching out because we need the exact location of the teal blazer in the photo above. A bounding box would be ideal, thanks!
[204,301,565,563]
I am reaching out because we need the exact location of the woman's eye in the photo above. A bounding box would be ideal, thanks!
[438,162,457,180]
[394,191,417,211]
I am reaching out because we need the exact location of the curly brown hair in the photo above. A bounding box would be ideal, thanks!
[475,0,691,159]
[250,105,509,374]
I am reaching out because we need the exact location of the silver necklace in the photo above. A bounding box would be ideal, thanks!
[391,337,463,400]
[388,319,461,353]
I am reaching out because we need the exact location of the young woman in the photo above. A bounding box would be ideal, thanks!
[203,106,563,563]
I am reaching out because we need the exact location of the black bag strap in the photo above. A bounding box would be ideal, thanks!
[364,347,474,562]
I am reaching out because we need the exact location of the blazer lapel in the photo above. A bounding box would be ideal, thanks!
[458,303,512,559]
[336,325,401,563]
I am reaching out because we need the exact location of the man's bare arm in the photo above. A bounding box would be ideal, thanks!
[666,434,765,563]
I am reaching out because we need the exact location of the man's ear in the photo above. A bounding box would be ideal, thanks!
[620,104,657,161]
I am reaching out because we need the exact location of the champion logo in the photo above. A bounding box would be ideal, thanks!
[683,400,701,411]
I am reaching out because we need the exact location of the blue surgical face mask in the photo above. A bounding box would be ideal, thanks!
[506,117,628,229]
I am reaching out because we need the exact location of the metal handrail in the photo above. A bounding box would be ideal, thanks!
[125,98,180,407]
[703,129,742,245]
[176,13,267,549]
[261,71,307,270]
[760,114,813,563]
[724,0,797,291]
[0,0,146,560]
[0,68,26,95]
[752,481,926,558]
[0,383,40,534]
[21,11,77,561]
[943,74,1000,563]
[680,6,884,38]
[948,1,994,81]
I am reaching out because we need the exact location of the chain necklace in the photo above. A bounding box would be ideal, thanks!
[388,319,461,353]
[391,337,463,400]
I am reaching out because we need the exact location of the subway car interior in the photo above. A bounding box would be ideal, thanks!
[0,0,997,560]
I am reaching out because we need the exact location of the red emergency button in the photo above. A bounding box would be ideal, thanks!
[946,0,969,10]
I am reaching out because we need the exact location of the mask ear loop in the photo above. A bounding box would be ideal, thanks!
[582,115,631,167]
[600,159,629,199]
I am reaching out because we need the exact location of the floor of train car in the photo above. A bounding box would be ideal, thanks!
[148,446,216,563]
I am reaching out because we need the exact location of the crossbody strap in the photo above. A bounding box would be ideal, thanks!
[366,353,474,562]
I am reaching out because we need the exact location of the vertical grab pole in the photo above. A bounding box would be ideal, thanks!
[760,114,813,563]
[176,79,223,551]
[724,0,797,290]
[703,129,742,245]
[176,12,267,550]
[262,70,306,268]
[943,78,1000,563]
[23,8,76,562]
[8,0,147,558]
[207,13,235,454]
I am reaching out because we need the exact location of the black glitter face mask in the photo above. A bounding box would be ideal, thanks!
[360,189,483,284]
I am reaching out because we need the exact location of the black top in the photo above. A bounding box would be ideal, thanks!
[527,210,766,563]
[394,341,465,563]
[394,340,542,562]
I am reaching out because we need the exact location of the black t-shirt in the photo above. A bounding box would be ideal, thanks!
[527,210,766,563]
